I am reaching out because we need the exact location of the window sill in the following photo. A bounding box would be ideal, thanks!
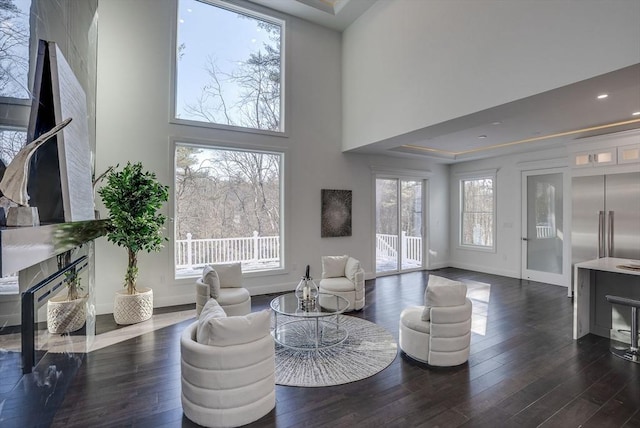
[170,117,288,138]
[457,244,496,254]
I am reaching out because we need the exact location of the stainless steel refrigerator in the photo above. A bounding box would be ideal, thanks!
[571,171,640,343]
[572,171,640,273]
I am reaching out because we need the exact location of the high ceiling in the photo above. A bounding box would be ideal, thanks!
[249,0,640,162]
[248,0,376,32]
[353,63,640,162]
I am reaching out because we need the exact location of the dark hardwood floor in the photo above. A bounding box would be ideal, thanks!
[3,268,639,427]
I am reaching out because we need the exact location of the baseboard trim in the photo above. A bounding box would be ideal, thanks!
[428,262,449,270]
[95,281,298,315]
[448,262,520,279]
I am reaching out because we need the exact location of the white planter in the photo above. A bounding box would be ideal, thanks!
[47,295,87,334]
[113,287,153,325]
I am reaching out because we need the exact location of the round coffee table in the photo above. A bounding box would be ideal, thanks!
[270,293,350,350]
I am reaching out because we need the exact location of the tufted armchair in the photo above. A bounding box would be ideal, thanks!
[196,262,251,317]
[181,299,275,427]
[399,275,472,367]
[318,255,365,311]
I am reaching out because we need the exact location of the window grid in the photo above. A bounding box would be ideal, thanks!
[460,177,495,249]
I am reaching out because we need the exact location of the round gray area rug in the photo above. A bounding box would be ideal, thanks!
[274,316,397,387]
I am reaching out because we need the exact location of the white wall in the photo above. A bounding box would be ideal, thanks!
[342,0,640,151]
[448,147,570,279]
[94,0,448,314]
[449,130,640,282]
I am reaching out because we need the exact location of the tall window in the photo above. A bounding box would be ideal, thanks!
[460,174,495,249]
[0,0,30,99]
[174,144,283,277]
[174,0,284,133]
[0,0,30,291]
[0,0,30,159]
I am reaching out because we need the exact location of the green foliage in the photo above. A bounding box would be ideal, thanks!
[57,250,82,301]
[98,162,169,294]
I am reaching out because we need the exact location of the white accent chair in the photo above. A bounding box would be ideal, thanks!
[196,262,251,317]
[181,299,275,427]
[318,255,365,311]
[399,275,472,366]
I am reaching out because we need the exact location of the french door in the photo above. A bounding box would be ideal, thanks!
[520,169,570,286]
[375,177,425,274]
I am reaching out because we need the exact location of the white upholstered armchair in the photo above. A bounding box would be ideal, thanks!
[318,255,365,311]
[399,275,472,367]
[196,262,251,317]
[181,299,275,427]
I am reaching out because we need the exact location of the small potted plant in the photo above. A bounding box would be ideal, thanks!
[98,162,169,325]
[47,249,86,333]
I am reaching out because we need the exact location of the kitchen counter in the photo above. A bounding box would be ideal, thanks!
[573,257,640,340]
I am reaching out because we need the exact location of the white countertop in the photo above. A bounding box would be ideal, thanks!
[575,257,640,276]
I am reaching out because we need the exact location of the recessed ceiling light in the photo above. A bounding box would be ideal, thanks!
[491,121,502,125]
[597,94,608,99]
[478,135,487,139]
[633,111,640,116]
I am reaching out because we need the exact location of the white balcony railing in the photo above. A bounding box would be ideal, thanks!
[375,232,422,265]
[536,225,556,239]
[176,231,280,272]
[176,232,423,274]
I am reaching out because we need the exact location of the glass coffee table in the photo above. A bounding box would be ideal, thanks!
[270,293,350,350]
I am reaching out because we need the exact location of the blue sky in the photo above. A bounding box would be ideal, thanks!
[175,0,279,122]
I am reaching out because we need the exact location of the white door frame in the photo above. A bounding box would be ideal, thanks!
[373,174,428,276]
[520,168,571,287]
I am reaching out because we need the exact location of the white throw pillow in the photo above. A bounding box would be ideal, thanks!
[421,275,467,321]
[196,298,227,343]
[202,265,220,299]
[198,309,271,347]
[213,262,243,288]
[344,257,361,282]
[322,255,348,278]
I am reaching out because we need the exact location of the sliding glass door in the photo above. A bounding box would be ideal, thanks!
[376,179,399,272]
[375,178,425,274]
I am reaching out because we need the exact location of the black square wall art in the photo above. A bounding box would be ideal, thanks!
[321,189,352,237]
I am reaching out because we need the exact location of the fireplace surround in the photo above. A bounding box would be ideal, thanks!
[0,219,106,377]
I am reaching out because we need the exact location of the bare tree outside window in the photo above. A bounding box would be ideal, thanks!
[174,145,282,276]
[401,180,422,237]
[175,0,283,132]
[173,1,285,277]
[0,0,29,210]
[0,128,24,164]
[460,177,494,248]
[0,0,29,99]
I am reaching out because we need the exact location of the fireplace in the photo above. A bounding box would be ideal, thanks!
[0,219,105,385]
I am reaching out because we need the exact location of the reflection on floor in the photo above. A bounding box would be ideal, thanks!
[0,307,196,354]
[464,278,491,336]
[51,306,196,353]
[0,305,198,428]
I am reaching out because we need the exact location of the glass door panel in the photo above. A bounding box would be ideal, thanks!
[521,171,567,286]
[376,179,398,273]
[401,180,422,270]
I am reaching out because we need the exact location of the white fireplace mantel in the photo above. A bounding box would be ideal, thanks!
[0,219,107,276]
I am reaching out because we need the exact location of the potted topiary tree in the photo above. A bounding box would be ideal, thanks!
[98,162,169,325]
